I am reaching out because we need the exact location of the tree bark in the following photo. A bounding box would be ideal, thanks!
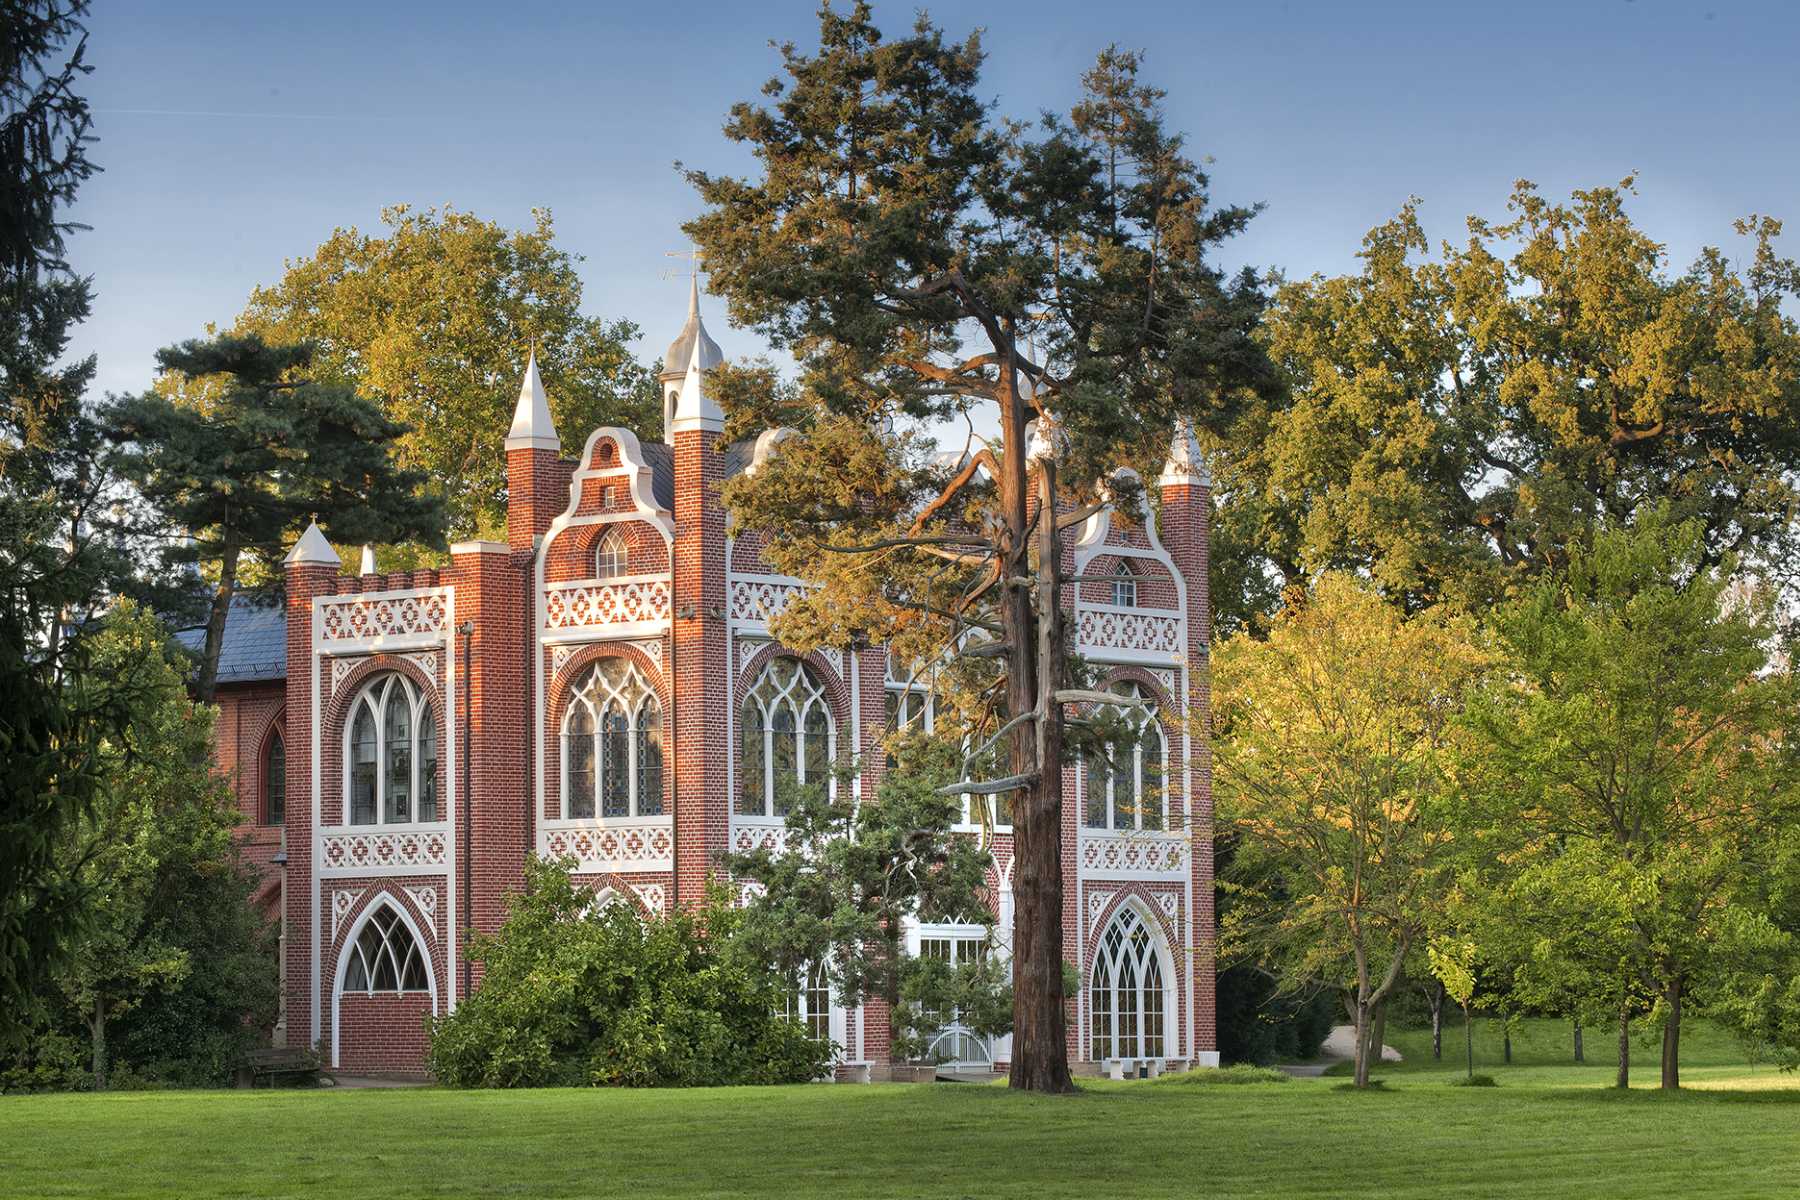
[1352,997,1372,1088]
[1006,386,1072,1095]
[1573,1018,1584,1064]
[196,536,241,703]
[1463,1002,1473,1080]
[1503,1026,1512,1065]
[1616,1006,1630,1089]
[1660,978,1682,1091]
[1428,983,1443,1061]
[1370,997,1388,1069]
[89,995,107,1092]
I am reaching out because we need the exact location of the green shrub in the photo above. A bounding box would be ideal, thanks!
[1160,1064,1290,1085]
[1449,1073,1499,1087]
[427,858,831,1087]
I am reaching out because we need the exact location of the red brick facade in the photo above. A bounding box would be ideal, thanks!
[208,317,1216,1079]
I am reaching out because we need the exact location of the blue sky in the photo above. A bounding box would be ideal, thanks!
[66,0,1800,399]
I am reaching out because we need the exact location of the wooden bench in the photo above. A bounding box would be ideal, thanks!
[240,1046,327,1088]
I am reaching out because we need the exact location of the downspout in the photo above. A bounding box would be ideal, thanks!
[524,555,535,867]
[458,620,473,999]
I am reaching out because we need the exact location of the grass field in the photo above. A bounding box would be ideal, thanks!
[4,1020,1799,1199]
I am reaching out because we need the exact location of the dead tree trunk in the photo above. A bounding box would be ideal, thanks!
[1005,382,1072,1095]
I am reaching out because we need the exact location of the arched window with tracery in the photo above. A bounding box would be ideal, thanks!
[562,657,663,819]
[342,904,429,994]
[1090,907,1166,1060]
[345,674,438,825]
[1111,560,1138,608]
[739,658,833,817]
[1082,682,1165,832]
[595,529,628,578]
[263,728,286,825]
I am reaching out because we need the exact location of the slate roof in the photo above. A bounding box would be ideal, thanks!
[175,595,288,684]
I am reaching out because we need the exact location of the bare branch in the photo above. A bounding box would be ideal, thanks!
[935,772,1039,797]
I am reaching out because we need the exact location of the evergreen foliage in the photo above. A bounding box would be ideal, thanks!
[427,857,830,1088]
[102,334,446,700]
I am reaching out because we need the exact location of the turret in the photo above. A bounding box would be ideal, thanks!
[659,274,724,443]
[504,348,567,552]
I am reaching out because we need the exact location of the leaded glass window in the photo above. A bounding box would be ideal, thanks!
[784,961,833,1043]
[561,657,663,819]
[1112,561,1138,608]
[739,659,834,817]
[263,731,286,825]
[1081,682,1166,831]
[596,530,628,578]
[1090,907,1166,1061]
[341,903,428,994]
[345,674,437,825]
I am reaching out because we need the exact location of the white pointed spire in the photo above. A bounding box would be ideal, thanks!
[359,544,377,575]
[284,520,340,567]
[1158,417,1211,488]
[670,305,725,435]
[505,347,560,452]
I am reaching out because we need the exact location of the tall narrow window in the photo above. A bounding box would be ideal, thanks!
[561,658,663,819]
[1080,683,1166,831]
[1090,907,1166,1061]
[1111,561,1138,608]
[784,961,833,1043]
[595,530,628,578]
[739,659,834,817]
[343,674,437,825]
[263,731,286,825]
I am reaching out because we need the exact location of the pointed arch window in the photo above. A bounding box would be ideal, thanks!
[1111,561,1138,608]
[596,530,628,578]
[342,904,429,994]
[1090,907,1166,1060]
[345,674,438,825]
[739,658,834,817]
[1082,683,1166,832]
[262,729,286,825]
[562,657,663,819]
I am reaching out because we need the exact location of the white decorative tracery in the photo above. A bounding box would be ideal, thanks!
[321,831,449,873]
[630,638,664,669]
[1156,891,1180,921]
[1087,889,1115,922]
[405,886,440,921]
[737,658,834,818]
[1081,682,1167,833]
[320,592,448,643]
[631,882,666,915]
[730,824,790,855]
[1079,833,1187,876]
[1076,606,1183,656]
[1090,906,1168,1061]
[543,577,671,630]
[344,673,439,825]
[331,887,366,939]
[728,577,806,624]
[561,657,663,820]
[341,903,429,994]
[542,822,673,869]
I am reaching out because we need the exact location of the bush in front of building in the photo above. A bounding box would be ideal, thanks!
[427,857,831,1087]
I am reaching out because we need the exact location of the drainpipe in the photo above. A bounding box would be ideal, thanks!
[458,619,473,998]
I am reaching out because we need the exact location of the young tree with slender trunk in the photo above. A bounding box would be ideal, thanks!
[684,7,1271,1092]
[1213,574,1488,1088]
[1469,514,1800,1090]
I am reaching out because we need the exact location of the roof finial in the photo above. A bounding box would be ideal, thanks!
[505,346,560,452]
[359,544,377,575]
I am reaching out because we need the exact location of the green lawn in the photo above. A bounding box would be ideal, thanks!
[5,1024,1800,1200]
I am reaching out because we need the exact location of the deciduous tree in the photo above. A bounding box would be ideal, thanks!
[1213,573,1488,1087]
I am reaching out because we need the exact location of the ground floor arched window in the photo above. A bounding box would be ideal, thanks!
[1090,906,1166,1060]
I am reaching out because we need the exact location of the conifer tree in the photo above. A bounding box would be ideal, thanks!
[686,7,1272,1091]
[102,335,446,701]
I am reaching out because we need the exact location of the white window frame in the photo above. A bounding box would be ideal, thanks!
[1111,561,1138,608]
[1089,905,1169,1062]
[911,922,1005,1068]
[560,657,664,820]
[1081,682,1167,832]
[595,530,629,579]
[344,673,439,826]
[739,658,836,818]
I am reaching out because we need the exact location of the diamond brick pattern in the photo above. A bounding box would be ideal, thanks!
[543,578,671,629]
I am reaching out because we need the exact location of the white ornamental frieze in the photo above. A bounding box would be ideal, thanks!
[728,577,806,624]
[1076,607,1183,655]
[730,823,790,856]
[631,883,667,915]
[543,578,671,630]
[542,823,674,867]
[1079,833,1186,876]
[321,830,449,872]
[320,592,448,643]
[331,887,366,939]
